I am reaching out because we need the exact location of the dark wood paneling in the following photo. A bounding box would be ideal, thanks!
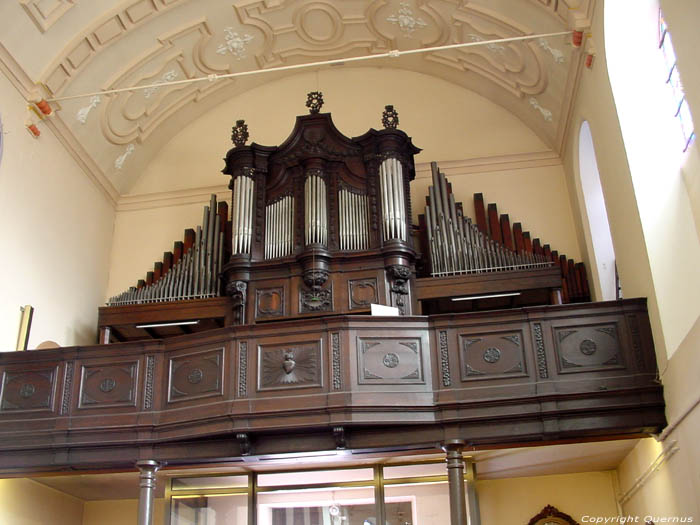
[168,348,225,403]
[78,361,139,409]
[357,337,424,384]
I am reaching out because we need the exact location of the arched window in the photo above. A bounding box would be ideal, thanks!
[578,121,616,301]
[658,10,695,151]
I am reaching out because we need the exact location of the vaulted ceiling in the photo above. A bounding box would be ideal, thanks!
[0,0,594,201]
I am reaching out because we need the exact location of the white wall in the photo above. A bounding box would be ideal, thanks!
[0,71,115,350]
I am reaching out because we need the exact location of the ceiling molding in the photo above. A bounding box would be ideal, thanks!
[19,0,76,34]
[40,0,190,96]
[117,185,231,212]
[0,42,35,97]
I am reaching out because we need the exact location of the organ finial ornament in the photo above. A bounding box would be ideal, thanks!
[231,119,249,147]
[306,91,324,114]
[382,105,399,129]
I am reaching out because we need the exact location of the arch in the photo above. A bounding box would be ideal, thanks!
[577,120,616,301]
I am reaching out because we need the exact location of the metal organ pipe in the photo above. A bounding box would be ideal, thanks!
[304,173,327,246]
[107,194,228,305]
[379,157,407,242]
[338,188,369,251]
[264,195,294,260]
[422,163,553,277]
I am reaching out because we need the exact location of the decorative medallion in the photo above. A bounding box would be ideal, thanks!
[217,28,254,59]
[386,2,427,36]
[483,347,501,363]
[306,91,324,114]
[187,368,204,384]
[99,378,116,393]
[382,352,400,368]
[19,383,36,399]
[579,339,597,355]
[143,70,178,98]
[382,105,399,129]
[231,120,249,147]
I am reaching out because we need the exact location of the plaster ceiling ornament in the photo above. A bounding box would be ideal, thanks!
[529,97,553,122]
[427,5,549,99]
[76,95,101,124]
[114,144,135,170]
[143,70,178,99]
[216,28,254,59]
[468,33,506,54]
[538,38,566,63]
[100,20,231,146]
[20,0,76,33]
[234,0,389,70]
[386,2,428,36]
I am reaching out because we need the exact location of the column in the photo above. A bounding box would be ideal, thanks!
[443,440,468,525]
[136,460,161,525]
[464,458,482,525]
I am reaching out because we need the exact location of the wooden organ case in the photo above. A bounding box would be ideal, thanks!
[99,93,590,341]
[222,94,420,324]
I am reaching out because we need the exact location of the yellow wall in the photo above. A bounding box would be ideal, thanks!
[82,498,165,525]
[0,71,115,351]
[478,471,619,524]
[0,478,83,525]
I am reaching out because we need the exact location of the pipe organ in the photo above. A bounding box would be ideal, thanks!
[424,162,551,276]
[100,93,590,340]
[107,195,227,306]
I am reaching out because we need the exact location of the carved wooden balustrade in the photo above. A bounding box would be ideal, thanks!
[0,299,664,473]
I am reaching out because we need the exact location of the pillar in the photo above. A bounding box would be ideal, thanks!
[464,458,482,525]
[443,440,468,525]
[136,460,161,525]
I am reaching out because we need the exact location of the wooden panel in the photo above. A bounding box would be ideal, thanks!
[0,367,57,413]
[357,337,424,384]
[168,348,224,403]
[553,323,624,373]
[458,331,528,381]
[256,287,285,319]
[348,278,378,310]
[257,340,322,391]
[78,361,139,409]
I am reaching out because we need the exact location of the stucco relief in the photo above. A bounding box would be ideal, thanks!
[426,4,550,98]
[234,0,391,69]
[20,0,76,33]
[41,0,189,95]
[99,20,232,146]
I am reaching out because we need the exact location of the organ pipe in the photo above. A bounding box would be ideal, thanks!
[380,157,407,242]
[423,163,552,277]
[264,195,295,259]
[107,194,227,306]
[232,175,254,255]
[338,188,369,251]
[305,172,327,246]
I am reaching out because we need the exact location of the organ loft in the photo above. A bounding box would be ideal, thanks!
[0,92,663,525]
[101,92,590,339]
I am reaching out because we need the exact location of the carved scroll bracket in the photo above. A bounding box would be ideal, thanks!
[387,264,411,315]
[226,280,248,324]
